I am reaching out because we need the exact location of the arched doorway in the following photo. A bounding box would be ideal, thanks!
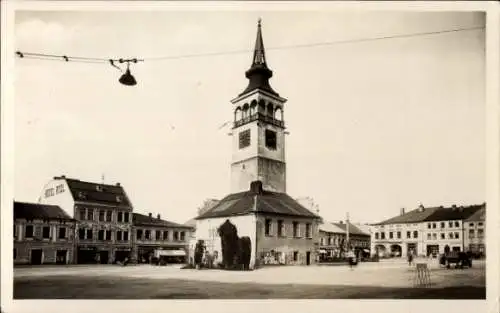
[375,244,386,258]
[390,244,402,257]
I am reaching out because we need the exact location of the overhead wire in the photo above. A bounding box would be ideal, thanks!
[15,25,484,64]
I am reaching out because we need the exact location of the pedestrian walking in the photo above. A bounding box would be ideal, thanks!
[408,249,414,266]
[347,249,356,270]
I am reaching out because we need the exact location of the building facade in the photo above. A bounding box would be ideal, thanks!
[371,204,485,258]
[195,21,321,269]
[464,206,486,257]
[132,212,193,264]
[39,176,134,264]
[318,222,371,261]
[14,201,76,265]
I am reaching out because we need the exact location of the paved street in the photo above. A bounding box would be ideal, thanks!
[14,258,485,298]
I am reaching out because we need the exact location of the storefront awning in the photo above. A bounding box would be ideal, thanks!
[155,250,186,257]
[318,249,328,253]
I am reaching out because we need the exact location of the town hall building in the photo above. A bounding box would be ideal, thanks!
[194,20,321,269]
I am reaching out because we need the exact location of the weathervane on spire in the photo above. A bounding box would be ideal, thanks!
[258,17,262,26]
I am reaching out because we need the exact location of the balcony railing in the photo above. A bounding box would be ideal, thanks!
[234,113,284,129]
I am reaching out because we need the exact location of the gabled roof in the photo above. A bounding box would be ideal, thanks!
[319,223,345,234]
[375,206,440,225]
[14,201,74,221]
[465,207,486,222]
[423,204,485,222]
[62,177,132,208]
[133,213,193,229]
[375,203,486,225]
[333,222,370,237]
[196,181,320,220]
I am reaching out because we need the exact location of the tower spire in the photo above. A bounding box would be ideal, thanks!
[252,18,266,66]
[239,19,279,97]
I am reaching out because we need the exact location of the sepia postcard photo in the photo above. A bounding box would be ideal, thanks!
[1,1,499,313]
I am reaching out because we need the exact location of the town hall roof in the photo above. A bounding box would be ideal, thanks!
[195,181,320,220]
[14,201,74,221]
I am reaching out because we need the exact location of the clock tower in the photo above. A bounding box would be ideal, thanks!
[230,19,287,193]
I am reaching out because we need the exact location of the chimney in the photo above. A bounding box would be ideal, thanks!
[339,221,343,224]
[400,207,405,215]
[157,214,161,219]
[250,181,263,194]
[116,182,121,186]
[148,213,152,218]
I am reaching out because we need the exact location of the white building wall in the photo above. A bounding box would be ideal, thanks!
[38,178,75,218]
[195,214,257,269]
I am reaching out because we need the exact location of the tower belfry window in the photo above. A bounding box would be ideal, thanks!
[239,129,251,149]
[265,129,277,150]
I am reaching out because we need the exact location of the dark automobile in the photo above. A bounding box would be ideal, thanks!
[439,251,472,269]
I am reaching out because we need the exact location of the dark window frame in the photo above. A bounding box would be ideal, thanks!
[42,226,50,239]
[58,227,66,239]
[238,129,251,149]
[265,129,277,150]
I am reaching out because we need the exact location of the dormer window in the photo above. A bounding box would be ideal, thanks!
[77,192,87,200]
[96,185,103,192]
[116,196,123,203]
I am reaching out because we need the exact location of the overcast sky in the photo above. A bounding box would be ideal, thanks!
[13,10,485,225]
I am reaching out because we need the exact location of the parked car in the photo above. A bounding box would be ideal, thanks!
[439,251,472,269]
